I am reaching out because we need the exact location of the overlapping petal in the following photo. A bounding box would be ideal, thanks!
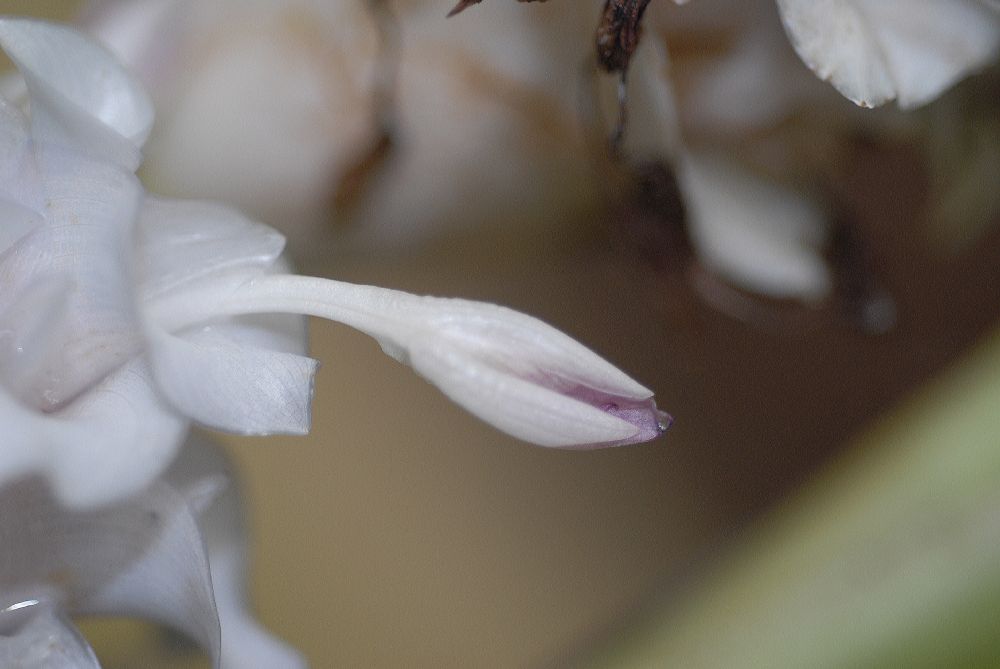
[137,196,318,436]
[0,359,188,508]
[0,435,298,667]
[0,471,218,662]
[166,435,306,669]
[0,17,152,167]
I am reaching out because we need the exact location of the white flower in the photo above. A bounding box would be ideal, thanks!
[775,0,1000,109]
[0,18,669,509]
[0,435,304,669]
[79,0,604,258]
[678,150,831,303]
[757,0,1000,109]
[592,26,837,305]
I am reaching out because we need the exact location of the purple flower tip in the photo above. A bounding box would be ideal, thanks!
[601,398,674,446]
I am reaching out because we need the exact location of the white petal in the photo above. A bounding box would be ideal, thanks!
[0,274,72,394]
[0,18,153,168]
[777,0,1000,108]
[0,473,222,664]
[0,358,188,509]
[166,435,306,669]
[145,323,318,436]
[0,608,101,669]
[1,437,299,667]
[0,98,45,250]
[0,145,144,410]
[52,359,189,507]
[680,151,832,302]
[76,478,224,663]
[137,196,286,300]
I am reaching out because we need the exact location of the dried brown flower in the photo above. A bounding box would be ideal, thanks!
[596,0,652,73]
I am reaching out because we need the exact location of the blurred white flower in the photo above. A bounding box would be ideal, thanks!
[0,18,668,509]
[0,435,304,669]
[774,0,1000,109]
[80,0,604,259]
[600,23,838,305]
[678,150,831,303]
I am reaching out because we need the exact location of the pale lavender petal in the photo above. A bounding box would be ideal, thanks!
[0,199,45,258]
[50,358,189,507]
[0,144,144,411]
[0,98,45,251]
[566,388,673,445]
[0,274,72,396]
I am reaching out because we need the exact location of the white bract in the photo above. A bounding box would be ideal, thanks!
[0,18,668,510]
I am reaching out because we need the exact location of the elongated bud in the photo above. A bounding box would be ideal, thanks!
[385,297,673,448]
[150,275,673,449]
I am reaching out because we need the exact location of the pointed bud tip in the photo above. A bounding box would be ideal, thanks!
[600,398,673,447]
[656,409,674,434]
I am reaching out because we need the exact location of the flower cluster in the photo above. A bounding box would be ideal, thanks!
[0,17,668,665]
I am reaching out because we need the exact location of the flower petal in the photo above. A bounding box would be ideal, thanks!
[0,607,101,669]
[407,341,655,448]
[136,196,286,301]
[679,150,832,302]
[0,471,221,664]
[0,145,144,410]
[0,98,45,251]
[144,323,318,436]
[776,0,1000,108]
[0,436,301,667]
[0,358,188,509]
[0,18,153,167]
[75,477,224,663]
[166,435,307,669]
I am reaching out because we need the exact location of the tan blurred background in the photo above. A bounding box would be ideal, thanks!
[6,1,1000,667]
[216,168,1000,668]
